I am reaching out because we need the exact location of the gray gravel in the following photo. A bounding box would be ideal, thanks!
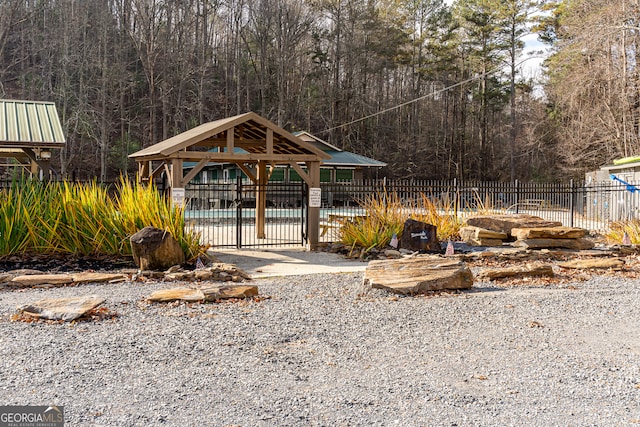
[0,273,639,426]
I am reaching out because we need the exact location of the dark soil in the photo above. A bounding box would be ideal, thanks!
[0,254,138,273]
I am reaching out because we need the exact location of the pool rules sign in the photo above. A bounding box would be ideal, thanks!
[309,188,322,208]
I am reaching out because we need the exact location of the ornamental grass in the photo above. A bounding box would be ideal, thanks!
[606,219,640,244]
[0,178,201,260]
[339,191,465,252]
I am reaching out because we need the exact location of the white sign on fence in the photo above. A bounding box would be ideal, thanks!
[309,187,322,208]
[171,187,186,207]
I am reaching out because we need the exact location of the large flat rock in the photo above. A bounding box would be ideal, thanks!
[477,263,555,280]
[466,214,562,237]
[363,256,473,295]
[148,285,259,302]
[17,295,105,321]
[558,258,625,270]
[460,226,508,240]
[511,226,587,240]
[513,238,594,250]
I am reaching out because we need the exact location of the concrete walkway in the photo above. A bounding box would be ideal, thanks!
[209,248,368,278]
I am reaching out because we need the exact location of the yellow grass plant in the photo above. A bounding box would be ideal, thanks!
[340,191,465,252]
[0,178,201,259]
[605,219,640,244]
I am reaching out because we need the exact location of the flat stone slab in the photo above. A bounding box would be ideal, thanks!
[511,226,587,240]
[466,214,562,237]
[148,285,259,302]
[464,238,504,247]
[460,226,508,241]
[558,258,625,270]
[11,274,74,286]
[363,256,473,295]
[476,263,555,281]
[10,272,127,287]
[513,238,594,250]
[72,272,128,283]
[17,295,105,321]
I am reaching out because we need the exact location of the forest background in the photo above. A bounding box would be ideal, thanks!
[0,0,635,182]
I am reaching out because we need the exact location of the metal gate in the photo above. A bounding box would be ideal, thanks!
[185,177,307,248]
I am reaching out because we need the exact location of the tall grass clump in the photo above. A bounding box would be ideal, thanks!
[116,178,201,259]
[340,191,465,252]
[606,219,640,244]
[0,178,201,260]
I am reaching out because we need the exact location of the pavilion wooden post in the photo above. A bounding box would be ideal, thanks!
[306,161,321,250]
[256,160,268,238]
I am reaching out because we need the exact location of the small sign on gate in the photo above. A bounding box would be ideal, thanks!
[171,187,186,207]
[309,187,322,208]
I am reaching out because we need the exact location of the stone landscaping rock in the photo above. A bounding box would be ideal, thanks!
[464,238,504,247]
[148,285,259,302]
[201,285,259,300]
[513,238,594,250]
[511,226,587,240]
[363,255,473,295]
[17,295,105,321]
[476,262,555,281]
[466,214,562,237]
[558,258,625,270]
[11,274,74,287]
[460,226,508,241]
[130,226,185,271]
[72,272,128,283]
[399,219,440,252]
[147,288,207,302]
[10,272,128,287]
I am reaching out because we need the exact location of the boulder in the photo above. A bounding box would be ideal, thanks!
[511,226,587,240]
[363,255,473,294]
[476,263,555,280]
[17,295,105,321]
[465,214,562,237]
[558,258,625,270]
[399,219,440,252]
[513,238,594,250]
[130,226,185,271]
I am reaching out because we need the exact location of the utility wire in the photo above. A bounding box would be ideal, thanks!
[319,55,544,135]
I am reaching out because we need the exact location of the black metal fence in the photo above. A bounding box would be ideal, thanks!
[2,177,636,248]
[316,179,640,233]
[185,178,307,248]
[182,178,640,248]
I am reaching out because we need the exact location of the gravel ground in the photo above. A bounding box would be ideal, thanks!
[0,272,639,426]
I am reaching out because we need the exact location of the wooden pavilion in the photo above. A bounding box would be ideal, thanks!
[0,99,66,179]
[129,112,331,249]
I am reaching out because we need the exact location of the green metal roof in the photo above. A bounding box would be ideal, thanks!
[0,99,66,147]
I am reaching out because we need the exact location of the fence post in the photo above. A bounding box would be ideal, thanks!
[236,175,242,249]
[569,179,575,228]
[514,179,520,214]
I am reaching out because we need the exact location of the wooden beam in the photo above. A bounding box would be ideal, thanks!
[150,162,165,180]
[289,161,311,186]
[236,163,257,183]
[226,128,234,153]
[164,162,173,187]
[256,161,267,239]
[165,152,323,162]
[181,158,209,187]
[306,161,321,250]
[266,128,273,155]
